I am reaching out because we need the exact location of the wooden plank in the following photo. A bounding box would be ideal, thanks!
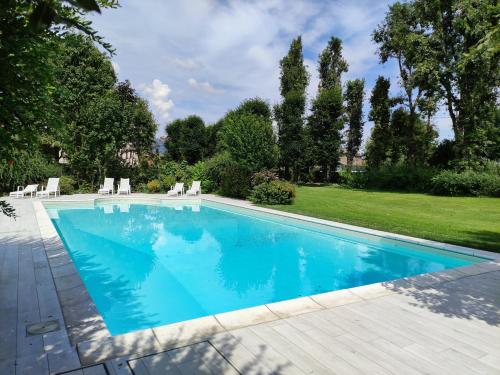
[335,333,425,375]
[250,323,342,375]
[229,327,305,375]
[298,327,391,375]
[210,331,279,375]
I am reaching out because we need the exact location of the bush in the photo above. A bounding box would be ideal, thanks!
[0,151,61,193]
[59,176,76,195]
[250,180,296,205]
[75,182,94,193]
[146,179,161,193]
[160,175,176,192]
[338,169,368,189]
[187,160,216,193]
[339,165,437,192]
[251,169,278,187]
[431,170,500,196]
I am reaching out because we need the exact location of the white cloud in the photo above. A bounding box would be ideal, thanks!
[187,78,224,94]
[171,57,201,70]
[139,79,174,120]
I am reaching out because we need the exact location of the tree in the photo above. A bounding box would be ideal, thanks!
[274,36,309,181]
[345,79,365,168]
[390,107,437,165]
[165,116,207,164]
[233,98,272,119]
[377,0,499,165]
[307,36,347,181]
[205,120,224,158]
[373,2,436,166]
[220,111,278,173]
[318,37,348,91]
[51,35,157,185]
[0,0,117,161]
[366,76,392,168]
[68,90,128,184]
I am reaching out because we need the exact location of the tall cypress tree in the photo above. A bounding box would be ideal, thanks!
[345,79,365,168]
[274,36,309,181]
[307,36,347,181]
[366,76,392,168]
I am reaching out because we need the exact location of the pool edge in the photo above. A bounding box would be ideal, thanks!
[33,195,500,366]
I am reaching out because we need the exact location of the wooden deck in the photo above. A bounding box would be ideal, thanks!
[0,196,499,375]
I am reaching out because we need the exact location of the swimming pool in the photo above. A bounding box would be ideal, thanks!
[48,200,484,335]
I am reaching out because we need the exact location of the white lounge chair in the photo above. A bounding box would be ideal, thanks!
[186,181,201,196]
[36,178,60,198]
[98,178,114,195]
[10,184,38,198]
[117,178,131,195]
[167,182,184,197]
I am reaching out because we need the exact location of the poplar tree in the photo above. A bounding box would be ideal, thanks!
[307,36,347,181]
[366,76,392,168]
[345,79,365,168]
[274,36,309,181]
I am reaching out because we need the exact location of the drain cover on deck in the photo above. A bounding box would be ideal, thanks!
[26,319,60,336]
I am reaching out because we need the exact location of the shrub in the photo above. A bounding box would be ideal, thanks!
[146,179,161,193]
[75,182,94,193]
[250,180,296,205]
[339,165,437,192]
[59,176,76,195]
[431,170,500,196]
[338,169,368,189]
[251,169,278,187]
[0,151,61,192]
[187,160,216,193]
[160,175,176,191]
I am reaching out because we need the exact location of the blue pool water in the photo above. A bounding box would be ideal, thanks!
[48,201,483,335]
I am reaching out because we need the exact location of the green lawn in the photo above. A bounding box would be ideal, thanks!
[267,185,500,253]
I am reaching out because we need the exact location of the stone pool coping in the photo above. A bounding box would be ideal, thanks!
[33,194,500,366]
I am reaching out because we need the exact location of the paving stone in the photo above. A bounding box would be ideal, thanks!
[47,347,81,375]
[78,329,162,366]
[54,273,84,292]
[215,305,279,330]
[153,316,224,349]
[266,297,323,318]
[15,353,49,375]
[0,358,15,375]
[51,262,79,278]
[58,284,93,308]
[82,365,108,375]
[310,289,363,308]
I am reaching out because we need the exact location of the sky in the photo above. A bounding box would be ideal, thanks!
[90,0,454,142]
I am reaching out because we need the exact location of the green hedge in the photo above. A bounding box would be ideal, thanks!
[249,180,296,205]
[339,165,438,192]
[431,170,500,196]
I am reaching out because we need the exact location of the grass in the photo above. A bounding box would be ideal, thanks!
[266,185,500,253]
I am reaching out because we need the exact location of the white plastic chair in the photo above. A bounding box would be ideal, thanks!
[36,178,60,198]
[167,182,184,197]
[117,178,131,195]
[10,184,38,198]
[186,181,201,196]
[98,178,114,195]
